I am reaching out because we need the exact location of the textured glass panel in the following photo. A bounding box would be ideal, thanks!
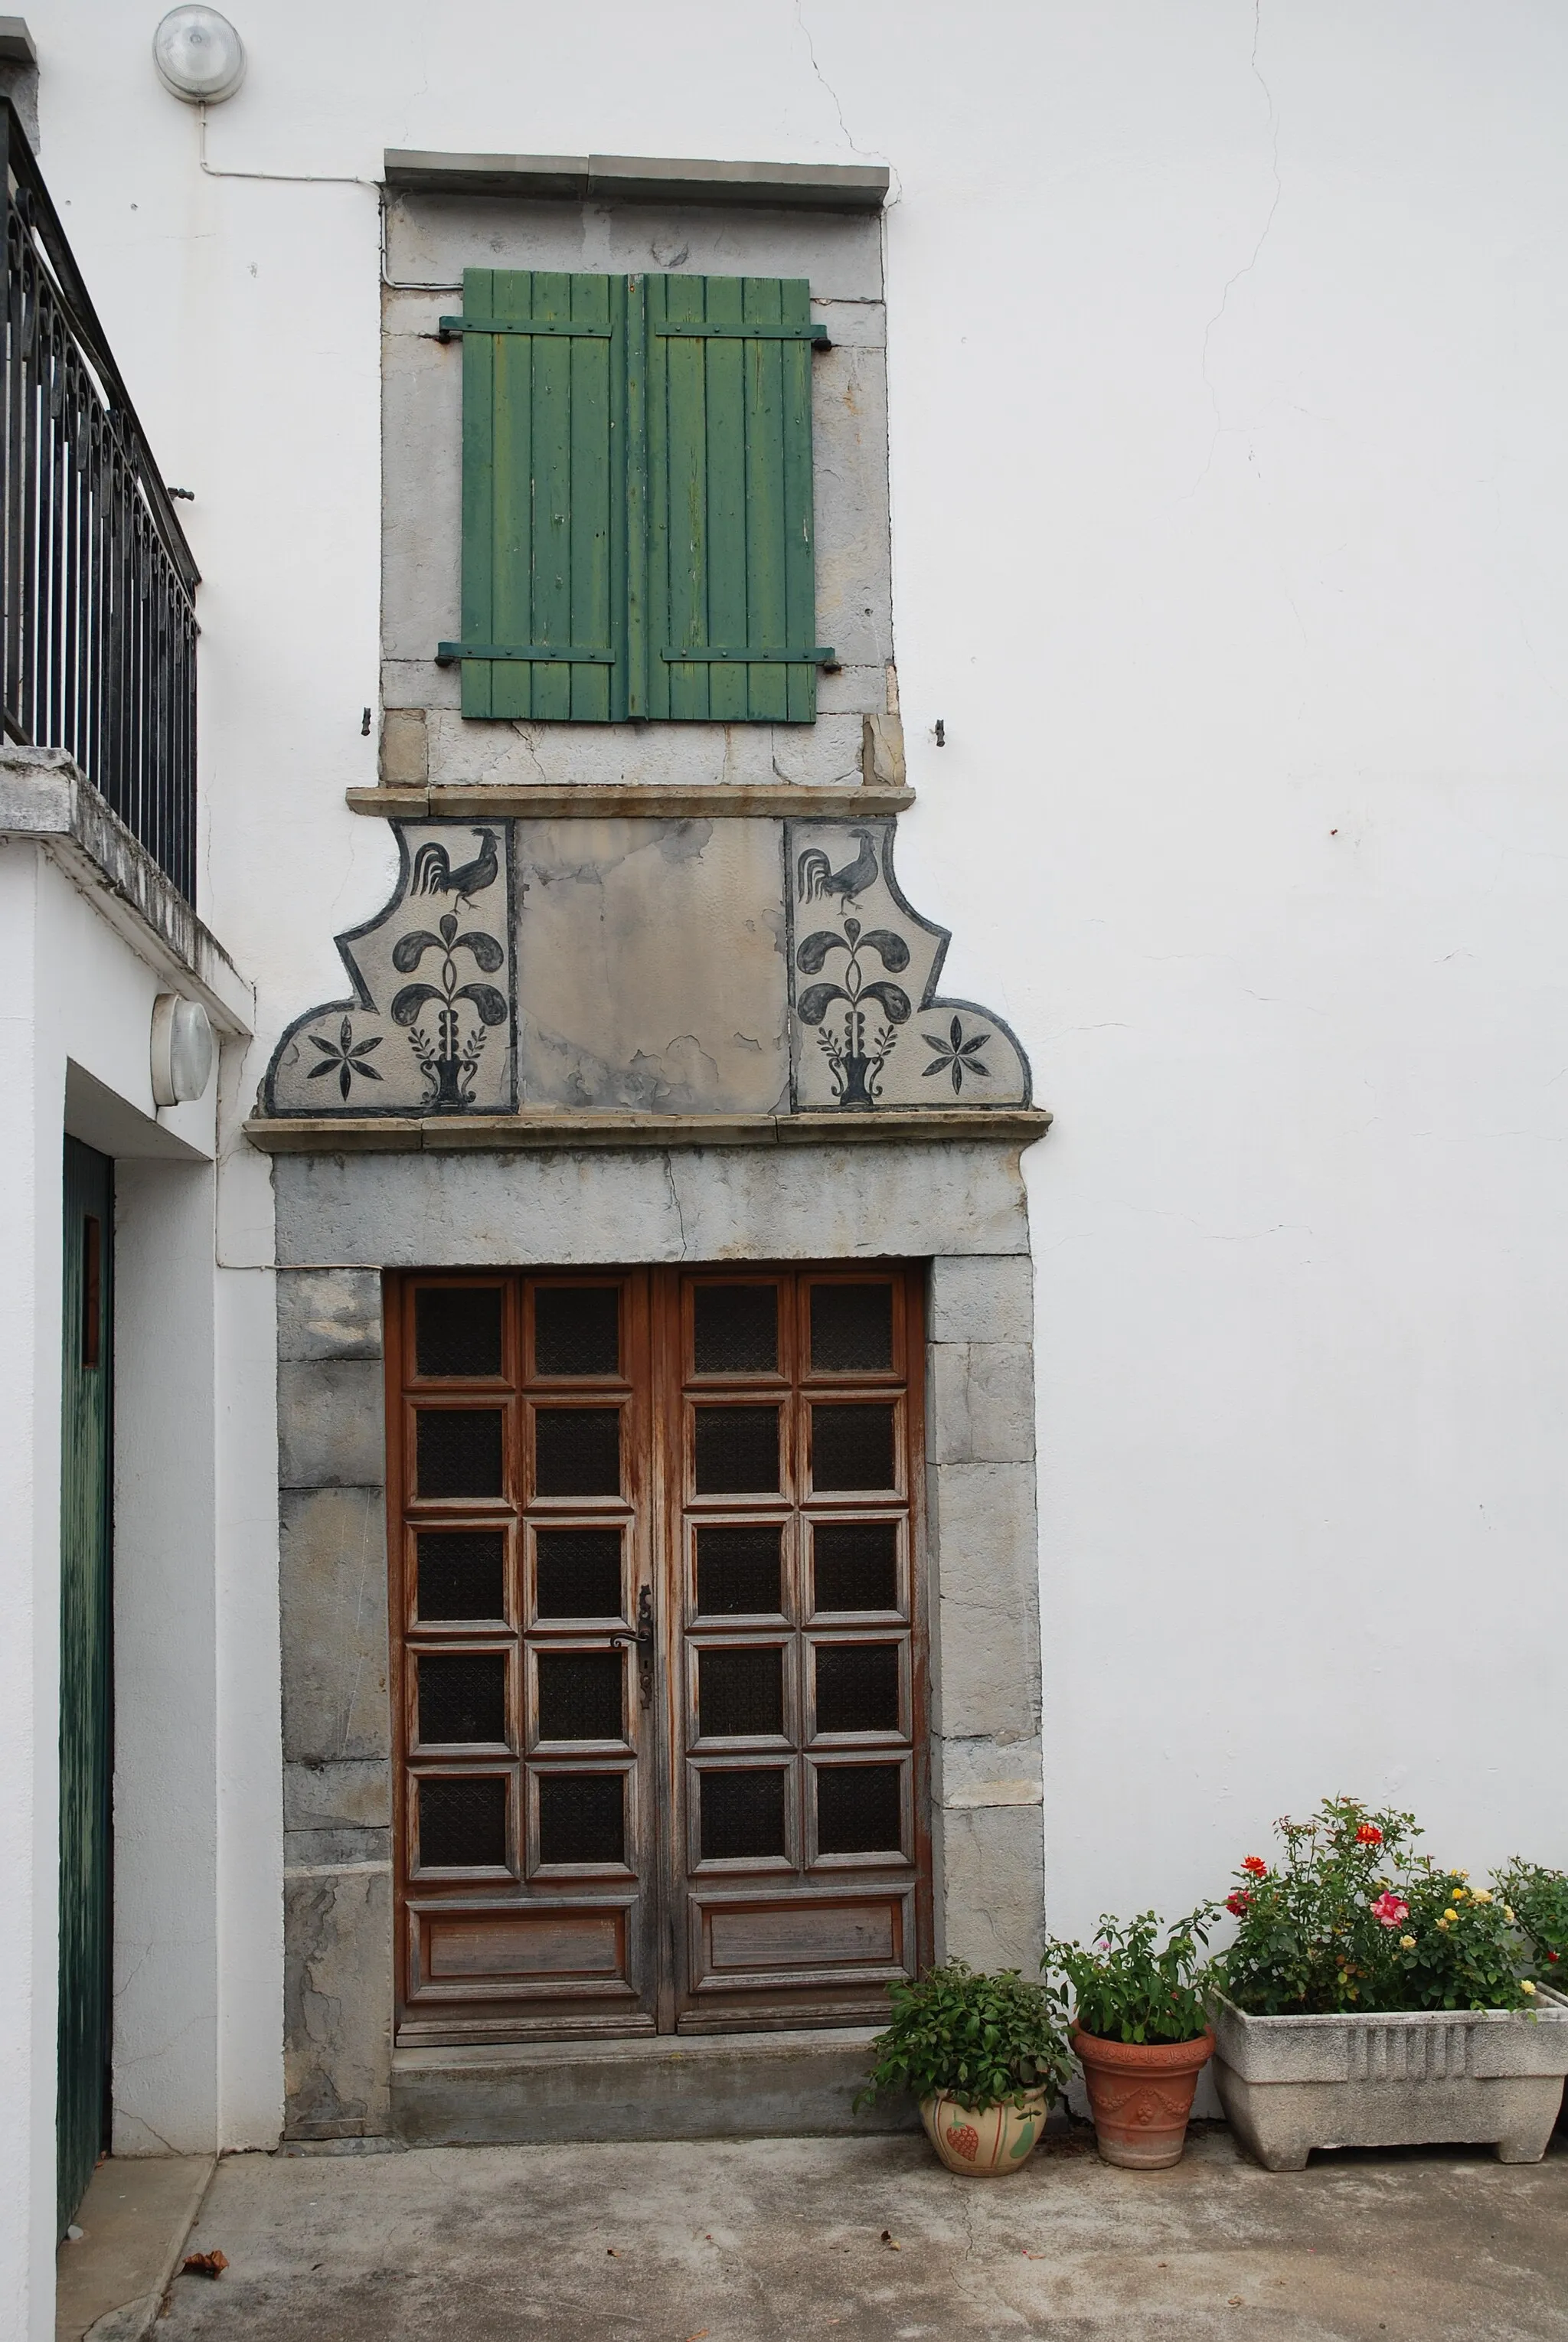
[816,1764,903,1854]
[698,1647,784,1739]
[417,1408,505,1499]
[696,1524,782,1615]
[415,1285,504,1379]
[418,1653,507,1745]
[811,1403,895,1492]
[416,1530,506,1621]
[537,1772,625,1866]
[537,1651,623,1741]
[812,1521,898,1614]
[535,1529,622,1619]
[534,1285,620,1379]
[534,1408,621,1497]
[815,1643,900,1735]
[694,1406,780,1494]
[810,1282,893,1374]
[418,1775,508,1869]
[700,1769,787,1861]
[694,1284,778,1375]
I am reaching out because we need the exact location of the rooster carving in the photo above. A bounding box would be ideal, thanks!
[409,826,500,908]
[795,828,878,908]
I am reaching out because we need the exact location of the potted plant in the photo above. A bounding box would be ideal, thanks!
[1211,1796,1568,2170]
[1042,1908,1219,2167]
[857,1960,1073,2174]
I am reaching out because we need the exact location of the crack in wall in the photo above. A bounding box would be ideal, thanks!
[1193,0,1283,491]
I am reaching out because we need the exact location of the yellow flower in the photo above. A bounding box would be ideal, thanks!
[1400,1935,1416,1949]
[1472,1889,1493,1905]
[1437,1912,1452,1929]
[1450,1867,1463,1877]
[1504,1907,1515,1924]
[1522,1981,1537,1996]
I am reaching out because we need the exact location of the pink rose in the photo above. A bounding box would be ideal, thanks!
[1371,1893,1410,1929]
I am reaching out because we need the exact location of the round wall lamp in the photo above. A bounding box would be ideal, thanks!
[152,6,247,103]
[150,994,215,1106]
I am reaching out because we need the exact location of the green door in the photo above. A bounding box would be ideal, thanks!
[57,1138,113,2237]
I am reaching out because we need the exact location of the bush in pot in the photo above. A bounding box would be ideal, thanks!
[1495,1860,1568,1983]
[857,1960,1073,2174]
[1042,1908,1219,2167]
[1211,1795,1568,2169]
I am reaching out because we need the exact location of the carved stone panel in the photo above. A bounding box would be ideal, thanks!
[786,818,1029,1112]
[266,822,516,1116]
[260,812,1030,1124]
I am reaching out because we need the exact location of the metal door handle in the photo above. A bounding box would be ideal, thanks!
[611,1586,655,1708]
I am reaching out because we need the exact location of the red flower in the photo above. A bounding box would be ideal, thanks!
[1225,1890,1253,1916]
[1241,1855,1268,1878]
[1355,1824,1383,1847]
[1370,1892,1410,1929]
[1549,1952,1560,1964]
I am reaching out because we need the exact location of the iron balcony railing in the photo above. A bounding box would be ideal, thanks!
[2,100,200,903]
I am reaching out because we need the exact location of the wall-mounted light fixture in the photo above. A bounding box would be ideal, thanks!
[152,6,246,103]
[150,994,215,1106]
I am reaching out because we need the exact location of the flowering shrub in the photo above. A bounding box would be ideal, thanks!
[1041,1907,1218,2046]
[1217,1795,1537,2016]
[856,1961,1074,2114]
[1496,1860,1568,1981]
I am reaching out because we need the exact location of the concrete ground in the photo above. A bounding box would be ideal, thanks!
[148,2121,1568,2342]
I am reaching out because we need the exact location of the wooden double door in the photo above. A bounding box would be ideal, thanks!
[388,1265,929,2041]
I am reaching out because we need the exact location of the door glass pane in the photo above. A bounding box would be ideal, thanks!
[810,1282,893,1374]
[694,1405,780,1493]
[812,1521,897,1614]
[698,1647,784,1739]
[418,1653,507,1745]
[417,1408,504,1498]
[534,1407,621,1496]
[696,1524,782,1615]
[416,1285,504,1378]
[700,1769,786,1860]
[538,1772,625,1866]
[419,1775,508,1868]
[534,1285,620,1378]
[810,1403,894,1491]
[694,1284,778,1375]
[815,1764,902,1854]
[815,1643,900,1734]
[416,1530,506,1621]
[535,1528,622,1619]
[537,1651,624,1740]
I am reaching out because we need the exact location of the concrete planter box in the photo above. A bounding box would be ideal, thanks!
[1210,1987,1568,2169]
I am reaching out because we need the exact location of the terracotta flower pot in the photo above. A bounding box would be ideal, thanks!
[1072,2027,1216,2168]
[919,2086,1049,2174]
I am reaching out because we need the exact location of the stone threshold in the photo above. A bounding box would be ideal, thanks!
[56,2154,214,2342]
[245,1107,1053,1155]
[347,782,915,821]
[389,2026,916,2145]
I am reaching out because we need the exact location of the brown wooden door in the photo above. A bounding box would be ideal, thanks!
[389,1267,928,2046]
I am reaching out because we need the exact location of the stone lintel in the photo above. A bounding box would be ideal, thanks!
[247,1107,1052,1155]
[345,781,915,821]
[382,149,890,213]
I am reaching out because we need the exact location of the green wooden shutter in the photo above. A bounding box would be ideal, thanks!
[445,271,828,723]
[456,268,626,721]
[646,273,821,723]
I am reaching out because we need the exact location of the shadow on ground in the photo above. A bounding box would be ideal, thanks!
[155,2122,1568,2341]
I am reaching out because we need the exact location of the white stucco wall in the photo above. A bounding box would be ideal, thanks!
[0,832,270,2336]
[13,2,1568,2263]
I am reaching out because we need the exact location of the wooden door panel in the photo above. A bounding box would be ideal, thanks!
[390,1264,929,2044]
